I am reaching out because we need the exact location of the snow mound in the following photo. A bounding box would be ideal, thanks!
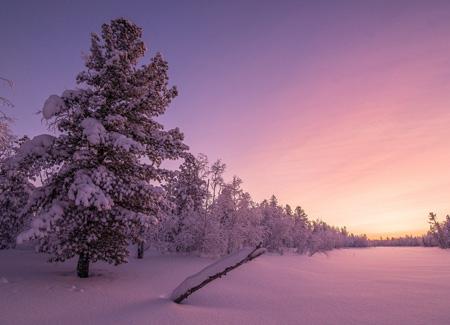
[42,95,65,120]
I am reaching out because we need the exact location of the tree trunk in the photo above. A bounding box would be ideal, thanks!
[77,253,90,278]
[212,183,217,206]
[137,241,144,259]
[170,244,265,304]
[204,179,210,211]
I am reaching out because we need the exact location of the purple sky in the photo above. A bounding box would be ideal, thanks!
[2,0,450,236]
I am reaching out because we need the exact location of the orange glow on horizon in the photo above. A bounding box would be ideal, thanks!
[209,5,450,237]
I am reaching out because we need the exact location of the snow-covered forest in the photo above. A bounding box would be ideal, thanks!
[0,19,370,279]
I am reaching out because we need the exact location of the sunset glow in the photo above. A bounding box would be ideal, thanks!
[2,0,450,237]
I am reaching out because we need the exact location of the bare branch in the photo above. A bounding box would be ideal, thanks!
[0,77,14,108]
[0,77,13,88]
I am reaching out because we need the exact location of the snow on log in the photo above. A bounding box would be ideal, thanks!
[170,244,266,304]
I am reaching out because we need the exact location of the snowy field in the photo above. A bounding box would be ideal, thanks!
[1,247,449,325]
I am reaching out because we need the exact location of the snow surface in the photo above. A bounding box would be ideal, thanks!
[1,247,450,325]
[170,247,265,302]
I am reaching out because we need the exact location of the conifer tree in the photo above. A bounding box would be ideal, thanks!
[16,18,188,277]
[161,154,208,252]
[0,77,14,160]
[0,137,33,249]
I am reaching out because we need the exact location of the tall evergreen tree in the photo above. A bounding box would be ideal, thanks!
[16,18,188,277]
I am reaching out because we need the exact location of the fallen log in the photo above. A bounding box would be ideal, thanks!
[170,244,266,304]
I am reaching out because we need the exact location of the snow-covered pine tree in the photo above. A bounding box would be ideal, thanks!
[0,137,33,249]
[236,192,265,249]
[163,154,208,252]
[291,206,310,253]
[16,18,188,277]
[203,176,264,255]
[0,171,33,249]
[260,195,291,253]
[0,78,15,160]
[0,118,14,160]
[171,154,208,216]
[217,176,247,254]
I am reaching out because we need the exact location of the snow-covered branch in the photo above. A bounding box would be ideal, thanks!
[170,244,266,304]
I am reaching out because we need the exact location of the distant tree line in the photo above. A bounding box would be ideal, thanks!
[369,235,426,247]
[369,213,450,248]
[145,154,370,257]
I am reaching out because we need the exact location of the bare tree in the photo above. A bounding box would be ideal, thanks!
[0,77,14,108]
[210,159,226,206]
